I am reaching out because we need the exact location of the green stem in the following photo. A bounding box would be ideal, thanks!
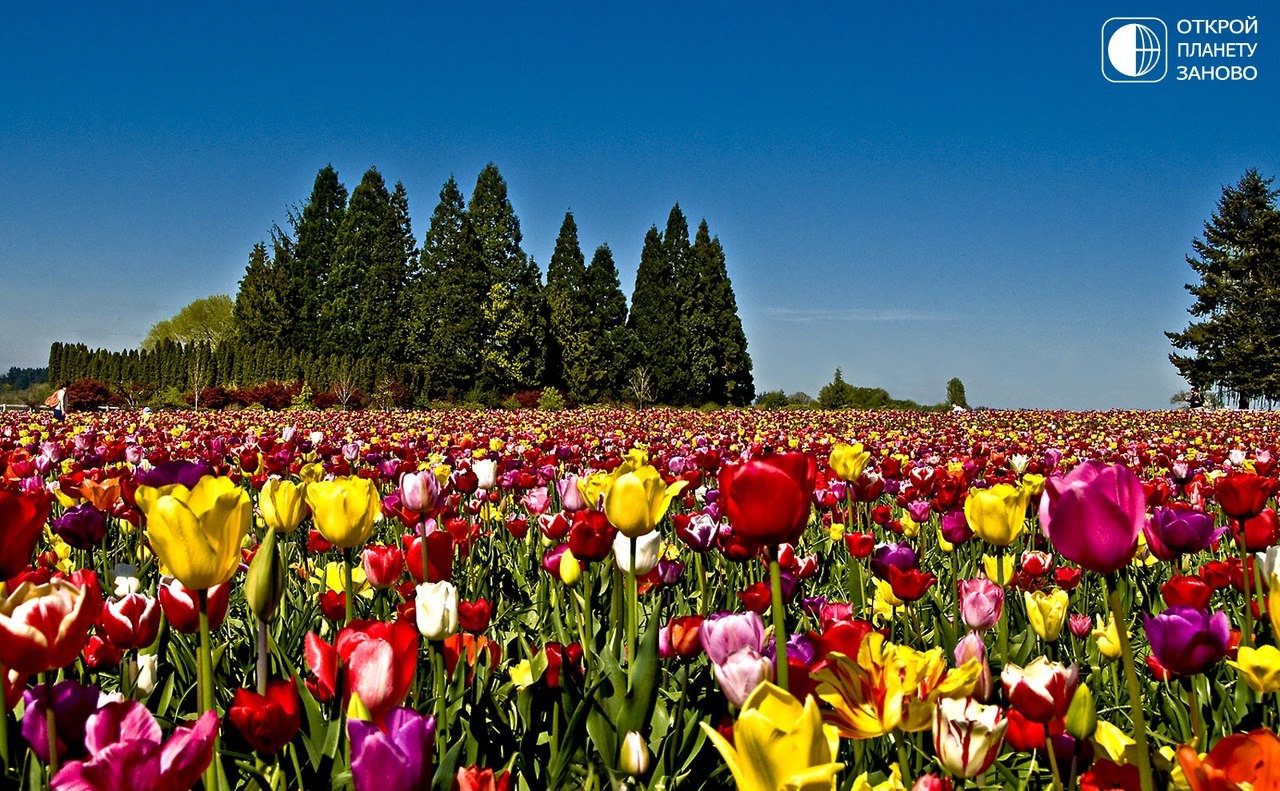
[1104,572,1154,791]
[257,619,269,696]
[894,732,911,779]
[996,548,1009,667]
[695,552,709,616]
[1045,724,1063,791]
[1186,677,1203,751]
[0,658,9,772]
[432,642,447,758]
[42,672,58,779]
[343,547,354,625]
[1236,519,1255,647]
[198,590,220,791]
[770,548,789,692]
[627,537,638,666]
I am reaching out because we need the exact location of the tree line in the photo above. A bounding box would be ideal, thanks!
[228,163,754,406]
[1167,168,1280,409]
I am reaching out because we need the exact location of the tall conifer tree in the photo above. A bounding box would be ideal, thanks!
[628,225,685,404]
[469,163,545,392]
[584,244,636,402]
[290,165,347,351]
[545,211,588,398]
[687,220,754,405]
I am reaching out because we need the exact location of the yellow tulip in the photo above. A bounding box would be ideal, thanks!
[317,561,372,597]
[964,484,1029,547]
[509,659,533,691]
[1093,720,1140,765]
[137,475,251,590]
[850,764,906,791]
[1228,645,1280,693]
[298,463,326,484]
[982,554,1016,586]
[259,479,308,533]
[304,476,381,549]
[701,682,843,791]
[1019,473,1046,497]
[1025,589,1070,642]
[1092,614,1123,662]
[577,471,612,511]
[603,464,688,538]
[830,443,871,483]
[936,526,955,553]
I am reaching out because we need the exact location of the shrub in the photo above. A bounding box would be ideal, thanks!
[66,379,114,410]
[755,390,789,409]
[538,388,566,411]
[511,390,542,409]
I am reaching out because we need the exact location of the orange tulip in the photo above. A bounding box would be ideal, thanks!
[1178,728,1280,791]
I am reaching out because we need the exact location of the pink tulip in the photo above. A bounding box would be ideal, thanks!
[713,646,773,706]
[1039,461,1145,575]
[51,703,217,791]
[958,578,1003,632]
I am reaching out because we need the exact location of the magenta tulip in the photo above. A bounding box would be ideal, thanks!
[1039,461,1145,575]
[51,703,217,791]
[958,578,1003,632]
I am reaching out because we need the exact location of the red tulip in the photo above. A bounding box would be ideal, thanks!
[659,615,704,659]
[303,633,338,703]
[568,510,616,562]
[1000,658,1078,724]
[336,619,418,723]
[888,566,936,602]
[318,590,346,622]
[737,582,772,614]
[362,545,405,589]
[844,532,875,559]
[457,599,492,633]
[228,679,301,754]
[97,593,161,650]
[455,766,512,791]
[403,531,454,583]
[0,489,52,579]
[1215,473,1275,520]
[720,453,816,545]
[0,577,102,674]
[1233,508,1279,552]
[1163,576,1214,610]
[1177,727,1280,790]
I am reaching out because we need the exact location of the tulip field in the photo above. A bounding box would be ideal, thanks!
[4,406,1280,791]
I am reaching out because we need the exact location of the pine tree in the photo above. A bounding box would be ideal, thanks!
[628,223,686,404]
[412,176,489,399]
[321,168,412,361]
[583,244,636,402]
[290,165,348,351]
[686,220,754,405]
[234,241,290,346]
[469,163,546,393]
[1167,169,1280,407]
[545,211,589,398]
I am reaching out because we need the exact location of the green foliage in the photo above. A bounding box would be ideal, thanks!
[818,368,926,410]
[629,226,684,404]
[947,377,969,408]
[754,390,790,409]
[144,294,236,350]
[538,387,566,410]
[291,383,314,410]
[1167,168,1280,408]
[290,164,348,348]
[545,211,589,398]
[0,366,47,390]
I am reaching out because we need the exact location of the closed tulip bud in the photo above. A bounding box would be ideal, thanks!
[932,696,1007,779]
[415,581,459,641]
[97,593,161,650]
[964,483,1029,547]
[246,527,286,622]
[259,479,308,533]
[1068,613,1093,639]
[1025,589,1070,642]
[954,631,992,701]
[1064,684,1096,740]
[982,554,1016,587]
[398,470,440,515]
[559,548,582,586]
[619,731,650,776]
[959,578,1003,632]
[713,646,774,707]
[473,460,498,491]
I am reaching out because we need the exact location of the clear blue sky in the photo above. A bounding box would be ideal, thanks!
[2,2,1275,408]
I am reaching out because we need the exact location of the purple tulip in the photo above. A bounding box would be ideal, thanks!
[907,500,933,523]
[676,513,719,552]
[1044,449,1063,469]
[699,611,767,665]
[349,707,436,791]
[51,704,217,791]
[1143,507,1224,561]
[1144,606,1231,676]
[134,460,212,489]
[941,509,973,545]
[870,542,918,581]
[657,558,685,586]
[51,504,108,550]
[21,681,105,762]
[1039,461,1145,575]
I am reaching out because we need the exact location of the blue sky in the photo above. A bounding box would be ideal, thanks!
[1,2,1275,408]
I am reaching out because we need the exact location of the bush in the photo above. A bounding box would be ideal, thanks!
[291,383,314,410]
[312,390,339,409]
[147,387,187,410]
[66,379,114,410]
[511,390,542,409]
[186,386,233,410]
[234,382,297,411]
[755,390,790,409]
[538,388,566,411]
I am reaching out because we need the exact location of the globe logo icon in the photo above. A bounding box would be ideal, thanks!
[1107,22,1162,78]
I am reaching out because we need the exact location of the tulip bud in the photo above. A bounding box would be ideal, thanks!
[619,731,650,776]
[134,653,158,697]
[1065,683,1096,740]
[614,531,662,575]
[559,548,582,586]
[347,691,372,722]
[245,527,286,622]
[415,581,459,641]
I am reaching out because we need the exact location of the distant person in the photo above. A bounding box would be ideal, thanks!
[45,384,68,420]
[1188,388,1204,410]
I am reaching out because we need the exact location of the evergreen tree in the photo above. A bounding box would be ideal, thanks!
[412,177,489,398]
[686,220,754,405]
[947,377,969,408]
[545,211,589,398]
[321,168,412,361]
[1167,169,1280,407]
[583,244,637,402]
[234,241,290,347]
[819,368,857,409]
[469,164,546,393]
[629,224,686,404]
[290,165,348,351]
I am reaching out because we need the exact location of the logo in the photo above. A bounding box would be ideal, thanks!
[1102,18,1168,82]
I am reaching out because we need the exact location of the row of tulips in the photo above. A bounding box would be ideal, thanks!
[0,408,1279,790]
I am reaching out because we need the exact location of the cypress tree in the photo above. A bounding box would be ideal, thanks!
[545,211,588,397]
[687,220,754,405]
[234,241,290,347]
[412,176,489,398]
[291,165,348,351]
[469,163,546,393]
[628,225,685,404]
[321,168,412,361]
[583,244,636,402]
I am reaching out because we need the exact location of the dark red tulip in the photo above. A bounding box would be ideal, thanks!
[568,510,616,562]
[1162,576,1214,610]
[229,679,301,754]
[158,579,229,634]
[457,599,492,633]
[721,453,816,545]
[1215,472,1275,520]
[0,489,51,579]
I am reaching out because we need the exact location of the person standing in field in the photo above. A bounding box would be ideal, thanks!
[45,384,68,420]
